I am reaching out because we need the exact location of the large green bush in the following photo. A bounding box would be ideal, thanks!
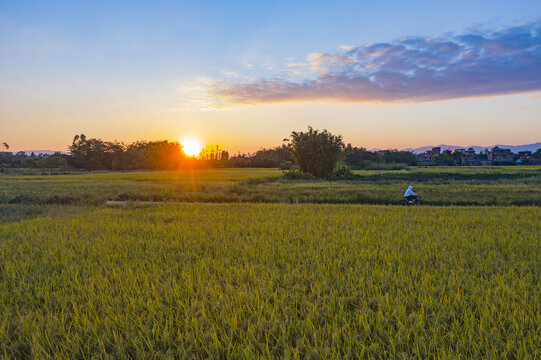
[288,127,344,179]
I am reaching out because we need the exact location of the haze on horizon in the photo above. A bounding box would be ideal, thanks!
[1,0,540,153]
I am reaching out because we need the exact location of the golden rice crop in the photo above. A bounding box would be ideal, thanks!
[0,204,540,358]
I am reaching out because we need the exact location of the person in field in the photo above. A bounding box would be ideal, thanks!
[404,185,417,202]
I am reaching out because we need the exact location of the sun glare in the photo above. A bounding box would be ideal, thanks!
[180,138,203,157]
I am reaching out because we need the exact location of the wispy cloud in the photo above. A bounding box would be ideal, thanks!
[338,44,355,51]
[210,19,541,105]
[220,70,239,78]
[286,62,309,68]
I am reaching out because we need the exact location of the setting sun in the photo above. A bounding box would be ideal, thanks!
[180,138,203,157]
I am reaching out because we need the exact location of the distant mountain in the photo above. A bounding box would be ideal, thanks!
[18,150,69,156]
[403,142,541,154]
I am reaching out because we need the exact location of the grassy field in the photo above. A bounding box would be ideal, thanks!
[0,168,279,206]
[0,204,539,358]
[0,166,540,207]
[1,167,540,358]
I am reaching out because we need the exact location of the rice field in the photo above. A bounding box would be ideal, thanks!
[1,203,540,358]
[0,166,540,206]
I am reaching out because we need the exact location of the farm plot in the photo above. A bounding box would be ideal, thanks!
[1,166,540,206]
[1,204,539,358]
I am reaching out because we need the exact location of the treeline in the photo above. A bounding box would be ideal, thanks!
[68,135,295,170]
[229,144,418,169]
[0,152,69,169]
[69,135,190,170]
[344,144,418,168]
[1,131,420,172]
[228,145,293,169]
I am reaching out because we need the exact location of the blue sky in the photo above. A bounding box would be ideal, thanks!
[1,0,540,151]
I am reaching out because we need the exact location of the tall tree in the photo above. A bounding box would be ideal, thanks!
[288,126,344,178]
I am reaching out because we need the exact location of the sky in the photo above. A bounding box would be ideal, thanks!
[1,0,540,153]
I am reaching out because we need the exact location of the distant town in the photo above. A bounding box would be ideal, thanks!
[415,146,541,166]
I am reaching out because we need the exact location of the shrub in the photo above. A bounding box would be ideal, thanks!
[282,169,315,180]
[288,127,344,179]
[334,164,355,179]
[278,161,294,170]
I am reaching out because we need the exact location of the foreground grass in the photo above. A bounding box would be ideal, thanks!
[1,166,540,206]
[0,205,85,225]
[1,204,539,358]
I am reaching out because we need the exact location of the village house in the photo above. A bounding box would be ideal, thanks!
[517,151,531,160]
[417,146,441,162]
[461,148,488,165]
[516,151,541,165]
[488,147,514,163]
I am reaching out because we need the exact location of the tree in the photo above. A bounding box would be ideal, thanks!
[381,150,418,165]
[288,126,344,178]
[250,145,292,167]
[433,151,455,166]
[124,140,183,170]
[22,158,38,168]
[433,150,462,166]
[344,144,382,168]
[41,154,68,169]
[69,134,115,170]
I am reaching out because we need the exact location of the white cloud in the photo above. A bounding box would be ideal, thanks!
[209,19,541,105]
